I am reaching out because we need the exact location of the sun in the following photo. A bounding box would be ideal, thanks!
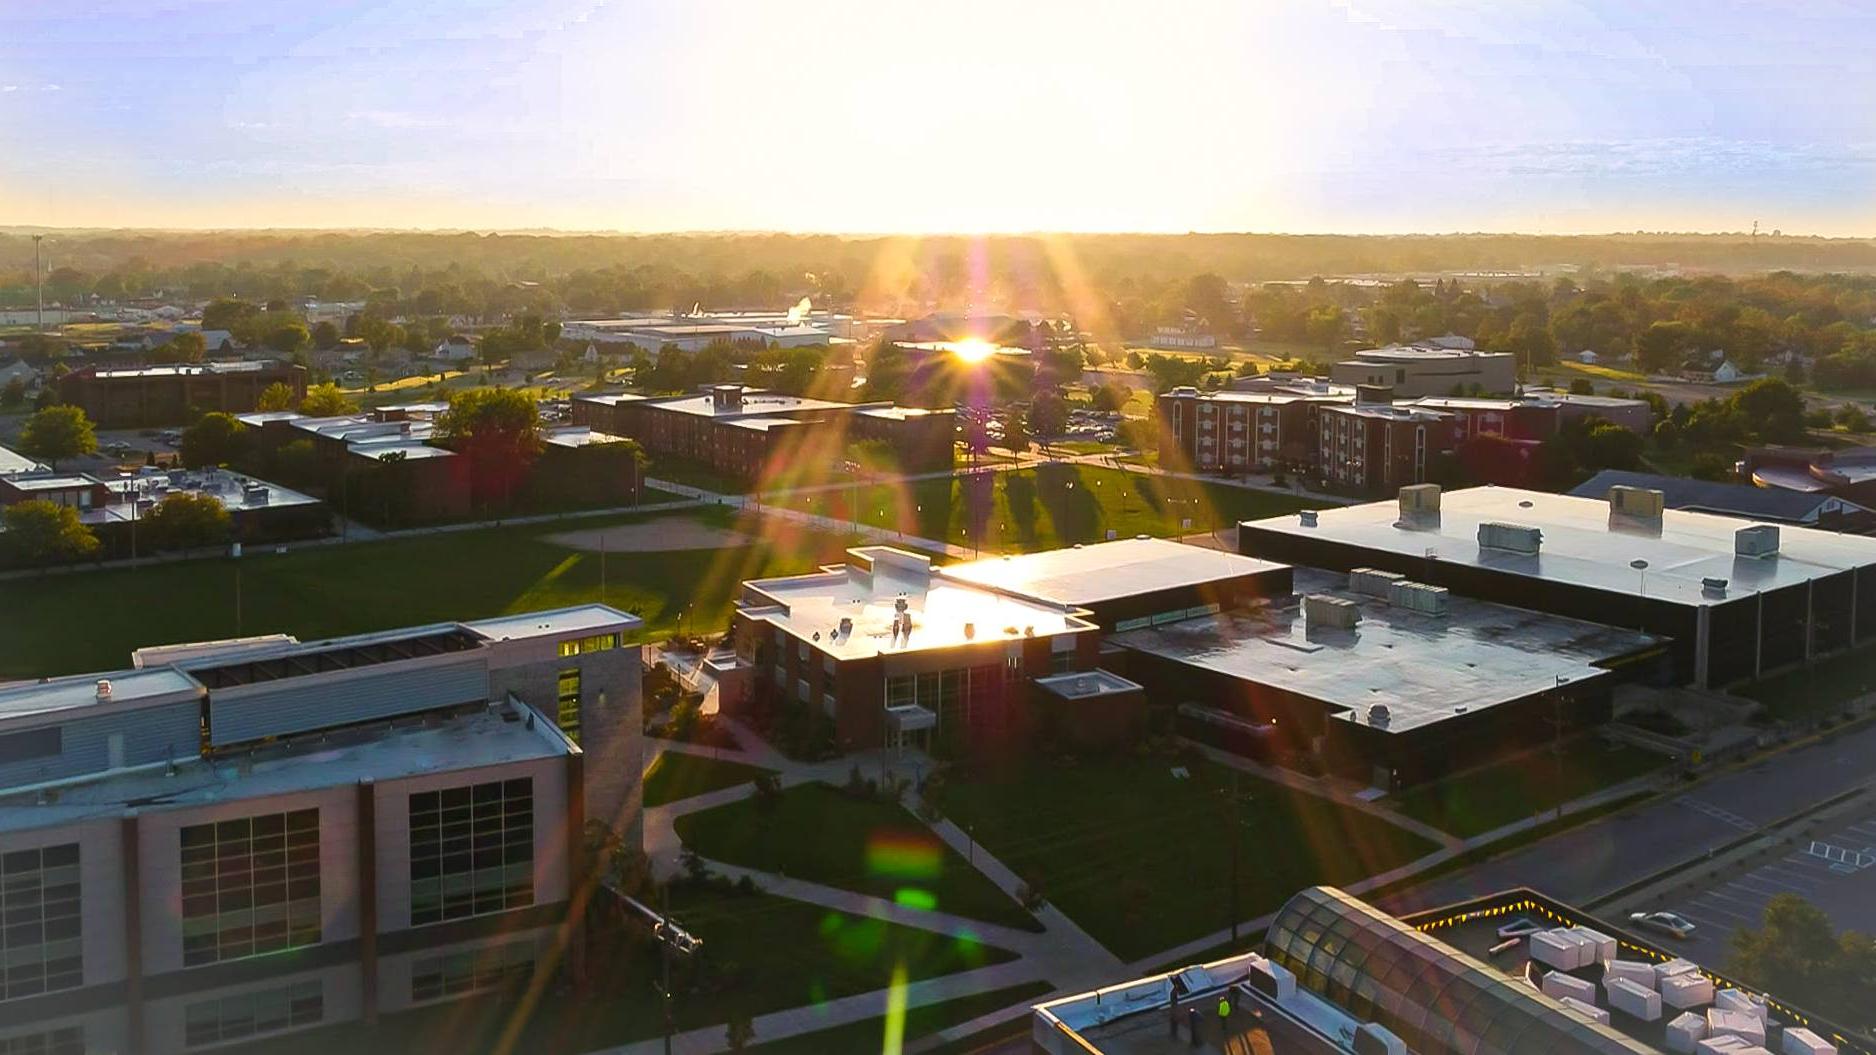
[952,338,995,363]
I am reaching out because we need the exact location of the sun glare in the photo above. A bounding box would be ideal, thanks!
[952,338,995,363]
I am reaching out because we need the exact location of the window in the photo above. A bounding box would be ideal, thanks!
[409,779,533,926]
[885,674,915,709]
[411,942,534,1003]
[180,810,320,967]
[795,678,810,703]
[555,632,620,658]
[183,980,323,1049]
[0,728,59,767]
[1050,650,1074,674]
[0,844,81,1000]
[556,669,581,744]
[0,1027,83,1055]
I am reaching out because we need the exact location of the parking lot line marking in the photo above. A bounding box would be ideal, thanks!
[1684,901,1757,928]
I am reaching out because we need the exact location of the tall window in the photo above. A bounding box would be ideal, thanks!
[182,980,323,1049]
[411,941,534,1003]
[409,779,533,926]
[180,810,321,967]
[0,1027,83,1055]
[0,844,81,1000]
[556,633,619,658]
[556,669,581,744]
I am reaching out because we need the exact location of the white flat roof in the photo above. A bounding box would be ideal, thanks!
[941,537,1288,608]
[741,547,1095,660]
[0,445,41,476]
[1242,485,1876,606]
[463,604,641,642]
[0,666,203,725]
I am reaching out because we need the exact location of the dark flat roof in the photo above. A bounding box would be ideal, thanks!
[1109,568,1659,732]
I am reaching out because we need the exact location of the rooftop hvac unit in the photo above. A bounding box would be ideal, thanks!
[1735,523,1779,557]
[1303,593,1360,629]
[1702,577,1729,597]
[1366,703,1390,727]
[1388,580,1450,615]
[1398,483,1441,515]
[1478,521,1542,555]
[95,679,113,701]
[242,485,270,506]
[1352,1023,1406,1055]
[1609,484,1666,518]
[1299,510,1318,527]
[1349,567,1404,597]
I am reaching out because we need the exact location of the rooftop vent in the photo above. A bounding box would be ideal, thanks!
[837,616,852,636]
[1478,521,1542,555]
[1702,576,1729,597]
[1608,485,1665,519]
[1398,483,1440,516]
[1735,523,1779,558]
[1367,703,1391,727]
[963,621,975,640]
[95,679,113,701]
[1349,568,1404,598]
[1299,510,1318,527]
[1303,593,1361,629]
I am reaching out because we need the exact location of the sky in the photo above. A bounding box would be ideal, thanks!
[2,0,1875,235]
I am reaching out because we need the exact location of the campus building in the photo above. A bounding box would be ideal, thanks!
[1156,385,1352,474]
[1330,343,1518,397]
[57,362,308,427]
[0,605,641,1055]
[1107,566,1663,786]
[0,466,328,557]
[1315,393,1456,497]
[726,546,1117,753]
[1572,470,1876,533]
[571,384,954,482]
[1034,885,1870,1055]
[1239,484,1876,689]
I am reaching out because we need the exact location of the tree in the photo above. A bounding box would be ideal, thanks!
[16,405,97,469]
[152,331,206,364]
[1727,894,1876,1030]
[2,500,100,566]
[724,1009,755,1051]
[1089,381,1132,413]
[0,378,24,407]
[1028,389,1069,441]
[257,381,297,412]
[1731,378,1808,444]
[299,383,355,417]
[179,412,248,468]
[147,492,231,554]
[1001,408,1029,455]
[1304,305,1346,349]
[311,320,341,350]
[1582,421,1643,471]
[862,341,912,402]
[264,321,312,354]
[202,297,261,332]
[436,387,541,508]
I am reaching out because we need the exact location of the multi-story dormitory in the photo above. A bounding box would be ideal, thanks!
[0,605,641,1055]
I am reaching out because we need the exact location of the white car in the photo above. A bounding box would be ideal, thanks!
[1628,910,1697,939]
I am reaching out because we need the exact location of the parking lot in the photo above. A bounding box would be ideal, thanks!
[1664,800,1876,965]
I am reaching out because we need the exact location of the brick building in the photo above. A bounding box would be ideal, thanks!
[58,362,307,427]
[572,385,954,481]
[1156,387,1351,474]
[1316,392,1455,497]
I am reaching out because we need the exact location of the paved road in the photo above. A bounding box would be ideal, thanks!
[1380,720,1876,915]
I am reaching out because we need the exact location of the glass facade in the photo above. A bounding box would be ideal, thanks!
[183,980,323,1048]
[556,668,581,744]
[0,844,81,1001]
[1265,887,1651,1055]
[411,941,535,1003]
[557,633,620,658]
[409,779,534,926]
[0,1027,83,1055]
[179,810,322,967]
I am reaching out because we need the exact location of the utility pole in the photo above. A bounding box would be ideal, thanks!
[659,884,675,1055]
[32,235,45,333]
[1219,770,1247,944]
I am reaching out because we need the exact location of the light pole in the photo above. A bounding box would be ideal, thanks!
[32,235,45,333]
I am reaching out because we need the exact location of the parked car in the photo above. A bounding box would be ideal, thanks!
[1628,910,1697,939]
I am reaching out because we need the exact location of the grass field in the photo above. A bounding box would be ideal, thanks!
[1385,739,1668,837]
[642,750,776,807]
[675,783,1040,932]
[769,464,1325,554]
[0,507,855,679]
[931,759,1438,960]
[747,980,1053,1054]
[1551,360,1651,384]
[217,883,1015,1055]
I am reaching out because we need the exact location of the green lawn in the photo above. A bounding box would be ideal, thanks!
[0,507,855,679]
[1049,440,1122,455]
[216,883,1016,1055]
[675,782,1040,933]
[770,464,1325,554]
[1385,739,1669,837]
[932,759,1439,961]
[1739,642,1876,723]
[643,750,776,807]
[747,980,1052,1054]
